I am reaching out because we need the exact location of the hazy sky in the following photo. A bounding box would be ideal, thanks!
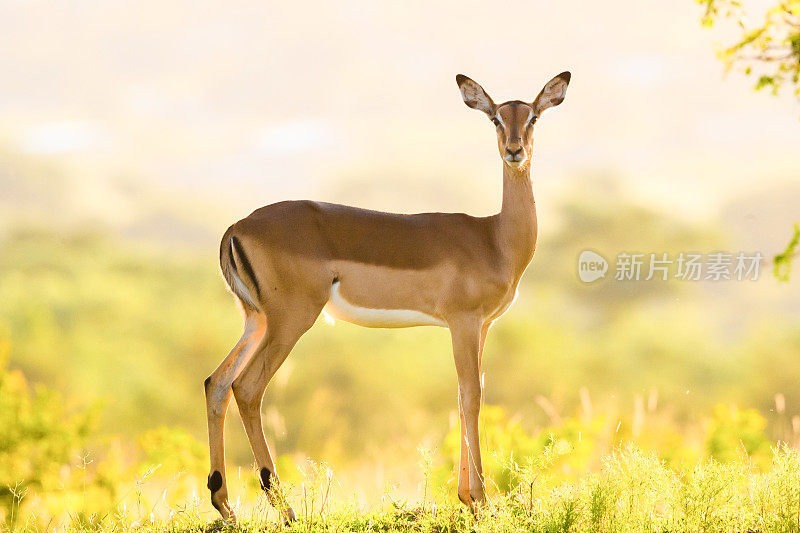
[0,0,798,226]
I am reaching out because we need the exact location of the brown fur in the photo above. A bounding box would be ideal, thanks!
[204,72,570,521]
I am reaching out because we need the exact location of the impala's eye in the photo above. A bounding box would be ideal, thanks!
[491,116,501,127]
[528,116,538,127]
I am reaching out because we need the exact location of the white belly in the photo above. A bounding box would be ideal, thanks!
[322,281,446,328]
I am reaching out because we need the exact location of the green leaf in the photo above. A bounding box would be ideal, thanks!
[755,75,775,91]
[774,222,800,281]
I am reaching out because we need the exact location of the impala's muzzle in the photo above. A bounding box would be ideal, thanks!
[505,147,523,160]
[503,145,525,166]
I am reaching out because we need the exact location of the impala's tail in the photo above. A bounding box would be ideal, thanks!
[220,225,261,311]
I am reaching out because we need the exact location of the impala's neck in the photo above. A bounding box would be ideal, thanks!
[497,163,538,272]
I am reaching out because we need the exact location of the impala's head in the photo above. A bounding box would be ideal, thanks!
[456,71,571,170]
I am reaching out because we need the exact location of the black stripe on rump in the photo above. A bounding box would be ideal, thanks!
[231,235,261,299]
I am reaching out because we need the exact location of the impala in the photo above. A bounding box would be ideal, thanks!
[204,71,571,522]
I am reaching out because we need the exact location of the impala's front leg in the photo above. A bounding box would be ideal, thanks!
[450,316,485,506]
[457,322,489,507]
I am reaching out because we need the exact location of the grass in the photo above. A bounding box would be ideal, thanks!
[7,444,800,532]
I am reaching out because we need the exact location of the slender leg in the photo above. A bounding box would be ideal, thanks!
[457,321,489,506]
[232,298,323,522]
[457,395,471,505]
[204,312,266,521]
[451,316,485,505]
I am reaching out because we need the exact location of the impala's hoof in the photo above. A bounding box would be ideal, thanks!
[283,506,297,525]
[458,490,486,517]
[204,515,237,532]
[458,492,477,515]
[209,498,235,522]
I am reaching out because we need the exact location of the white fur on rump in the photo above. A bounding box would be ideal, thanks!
[230,268,259,309]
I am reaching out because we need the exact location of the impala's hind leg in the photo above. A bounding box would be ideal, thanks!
[204,311,266,521]
[232,296,324,522]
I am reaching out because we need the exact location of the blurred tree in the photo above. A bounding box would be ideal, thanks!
[0,330,99,524]
[706,404,771,464]
[529,175,720,313]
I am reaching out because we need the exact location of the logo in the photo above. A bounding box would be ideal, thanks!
[578,250,608,283]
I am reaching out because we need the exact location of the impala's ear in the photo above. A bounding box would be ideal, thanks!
[533,71,571,115]
[456,74,496,117]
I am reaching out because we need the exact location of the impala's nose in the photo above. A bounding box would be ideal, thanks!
[505,147,523,162]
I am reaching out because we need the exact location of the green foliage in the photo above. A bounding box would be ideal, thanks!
[675,458,748,531]
[757,444,800,531]
[774,222,799,281]
[698,0,800,102]
[0,331,99,523]
[243,446,800,533]
[136,427,207,479]
[706,404,771,463]
[2,353,800,531]
[0,337,211,527]
[0,228,239,442]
